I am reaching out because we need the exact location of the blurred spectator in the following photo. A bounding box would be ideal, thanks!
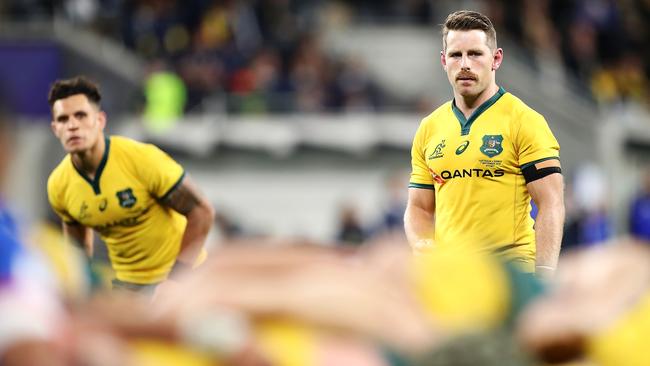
[143,59,187,132]
[579,208,613,245]
[63,0,100,25]
[1,0,55,20]
[336,203,366,245]
[573,163,613,245]
[336,56,383,112]
[213,210,243,240]
[591,53,648,105]
[560,182,583,252]
[630,168,650,243]
[370,172,408,241]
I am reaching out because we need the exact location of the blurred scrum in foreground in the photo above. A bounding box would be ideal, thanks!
[3,219,650,366]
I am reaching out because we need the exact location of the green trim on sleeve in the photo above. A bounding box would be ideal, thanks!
[452,86,506,136]
[409,182,435,190]
[520,156,560,171]
[160,171,186,201]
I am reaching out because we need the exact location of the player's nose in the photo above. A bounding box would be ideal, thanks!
[460,55,470,69]
[67,118,80,129]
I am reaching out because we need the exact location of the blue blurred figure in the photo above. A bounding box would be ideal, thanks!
[579,209,613,245]
[630,169,650,243]
[571,164,613,246]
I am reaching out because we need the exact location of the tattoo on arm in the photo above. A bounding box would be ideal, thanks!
[161,182,199,215]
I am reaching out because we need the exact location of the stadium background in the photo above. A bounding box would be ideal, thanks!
[1,0,649,247]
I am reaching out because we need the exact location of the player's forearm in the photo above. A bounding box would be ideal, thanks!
[534,203,565,272]
[404,204,435,249]
[176,203,215,264]
[62,224,94,257]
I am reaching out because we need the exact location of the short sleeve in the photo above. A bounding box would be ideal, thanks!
[517,111,560,169]
[136,143,185,199]
[409,120,435,188]
[47,175,76,224]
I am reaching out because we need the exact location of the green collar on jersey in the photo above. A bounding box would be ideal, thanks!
[72,137,110,195]
[452,86,506,136]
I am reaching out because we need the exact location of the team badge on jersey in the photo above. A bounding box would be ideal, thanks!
[116,188,137,208]
[480,135,503,158]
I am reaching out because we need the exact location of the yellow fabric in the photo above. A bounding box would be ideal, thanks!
[411,248,511,332]
[130,339,217,366]
[47,136,187,284]
[28,222,89,299]
[255,319,317,366]
[409,90,559,266]
[588,292,650,366]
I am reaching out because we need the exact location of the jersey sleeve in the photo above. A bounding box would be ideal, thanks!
[136,143,185,199]
[409,119,434,189]
[47,174,76,224]
[517,111,560,169]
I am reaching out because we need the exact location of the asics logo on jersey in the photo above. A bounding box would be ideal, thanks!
[455,141,470,155]
[99,198,107,212]
[428,140,446,159]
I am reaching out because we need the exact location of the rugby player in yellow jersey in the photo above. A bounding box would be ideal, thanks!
[404,11,565,278]
[46,76,214,291]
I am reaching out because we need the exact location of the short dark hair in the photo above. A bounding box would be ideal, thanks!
[47,76,102,107]
[442,10,497,50]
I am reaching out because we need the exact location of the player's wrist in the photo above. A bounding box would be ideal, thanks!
[535,265,556,280]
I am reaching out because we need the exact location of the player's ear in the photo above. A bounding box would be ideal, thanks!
[492,48,504,71]
[441,50,447,69]
[98,111,107,130]
[50,120,59,137]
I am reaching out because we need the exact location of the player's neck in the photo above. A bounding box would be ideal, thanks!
[71,136,105,179]
[454,83,499,119]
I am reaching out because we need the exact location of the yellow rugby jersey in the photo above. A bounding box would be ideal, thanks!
[409,87,559,269]
[47,136,187,284]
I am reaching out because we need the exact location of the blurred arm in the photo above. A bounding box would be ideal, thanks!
[404,187,436,251]
[527,160,565,278]
[62,222,93,257]
[161,175,215,266]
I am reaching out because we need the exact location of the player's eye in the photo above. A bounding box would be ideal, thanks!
[75,112,87,119]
